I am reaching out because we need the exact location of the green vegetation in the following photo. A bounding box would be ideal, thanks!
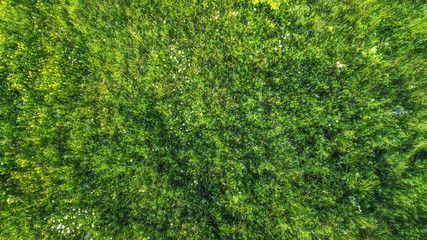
[1,0,425,239]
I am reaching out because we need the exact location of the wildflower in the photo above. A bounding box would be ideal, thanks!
[83,183,86,187]
[18,104,22,107]
[102,140,106,144]
[403,109,408,114]
[64,123,67,126]
[396,110,401,114]
[302,170,305,174]
[149,155,152,158]
[92,171,95,174]
[85,120,88,123]
[57,115,60,118]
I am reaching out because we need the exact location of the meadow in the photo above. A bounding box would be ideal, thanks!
[0,0,426,239]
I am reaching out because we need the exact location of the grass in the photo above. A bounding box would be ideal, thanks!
[0,0,425,239]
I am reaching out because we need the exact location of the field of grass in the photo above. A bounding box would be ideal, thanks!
[1,0,426,239]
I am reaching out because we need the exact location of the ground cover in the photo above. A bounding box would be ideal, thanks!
[1,0,425,239]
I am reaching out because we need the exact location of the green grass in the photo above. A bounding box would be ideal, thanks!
[1,0,426,239]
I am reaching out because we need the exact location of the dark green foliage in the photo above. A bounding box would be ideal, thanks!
[1,0,425,239]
